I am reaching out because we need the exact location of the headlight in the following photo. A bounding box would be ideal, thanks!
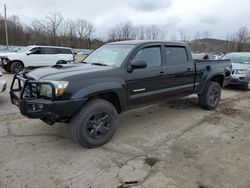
[39,81,69,98]
[235,69,247,74]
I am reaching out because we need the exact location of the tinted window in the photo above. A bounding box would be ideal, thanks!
[29,47,41,55]
[41,48,57,54]
[133,46,161,68]
[165,46,188,66]
[58,48,72,54]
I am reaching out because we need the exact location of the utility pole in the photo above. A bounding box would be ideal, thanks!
[4,4,9,49]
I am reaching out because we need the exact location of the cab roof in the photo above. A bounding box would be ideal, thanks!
[108,40,187,46]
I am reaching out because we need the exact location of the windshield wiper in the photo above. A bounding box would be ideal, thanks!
[91,62,108,66]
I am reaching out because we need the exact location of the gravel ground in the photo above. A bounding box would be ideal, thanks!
[0,73,250,188]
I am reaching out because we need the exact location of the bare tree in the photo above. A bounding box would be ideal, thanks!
[66,19,77,47]
[45,12,64,45]
[75,19,88,48]
[145,25,160,40]
[170,34,177,41]
[108,21,137,41]
[179,30,190,43]
[236,26,249,52]
[85,21,95,49]
[137,25,145,40]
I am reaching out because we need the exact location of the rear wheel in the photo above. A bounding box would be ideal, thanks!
[56,60,67,64]
[10,61,24,74]
[70,99,118,148]
[199,81,221,110]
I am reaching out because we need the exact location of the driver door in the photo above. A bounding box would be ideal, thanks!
[126,44,166,108]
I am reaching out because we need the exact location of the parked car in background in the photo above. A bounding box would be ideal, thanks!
[10,40,232,147]
[192,52,210,60]
[0,46,74,74]
[0,68,7,93]
[222,52,250,90]
[209,52,226,60]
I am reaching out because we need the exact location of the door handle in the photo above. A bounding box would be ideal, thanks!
[187,68,191,71]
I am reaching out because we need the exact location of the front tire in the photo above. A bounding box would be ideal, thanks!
[70,99,118,148]
[10,61,24,74]
[199,81,221,110]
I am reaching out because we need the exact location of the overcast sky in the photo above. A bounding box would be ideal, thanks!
[2,0,250,40]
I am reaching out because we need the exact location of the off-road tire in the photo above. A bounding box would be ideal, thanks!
[10,61,24,74]
[199,81,221,110]
[70,99,118,148]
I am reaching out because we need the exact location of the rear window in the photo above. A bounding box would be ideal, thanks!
[165,46,188,66]
[58,48,72,54]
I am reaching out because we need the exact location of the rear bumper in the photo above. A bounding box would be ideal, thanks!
[10,90,87,119]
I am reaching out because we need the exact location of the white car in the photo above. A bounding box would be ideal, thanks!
[0,46,74,74]
[0,69,7,93]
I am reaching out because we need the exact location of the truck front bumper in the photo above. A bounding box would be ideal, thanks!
[10,90,86,119]
[9,74,87,120]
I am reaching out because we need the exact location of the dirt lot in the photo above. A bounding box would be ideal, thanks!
[0,73,250,188]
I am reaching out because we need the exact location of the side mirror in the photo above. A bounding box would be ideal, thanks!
[26,52,31,56]
[128,59,147,72]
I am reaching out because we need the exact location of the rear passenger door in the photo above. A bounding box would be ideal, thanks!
[165,45,195,97]
[58,48,74,61]
[126,44,166,107]
[40,47,59,66]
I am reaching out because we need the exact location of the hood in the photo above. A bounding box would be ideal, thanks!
[0,52,24,57]
[232,63,250,70]
[27,63,112,80]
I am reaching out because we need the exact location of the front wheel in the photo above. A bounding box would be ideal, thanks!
[70,99,118,148]
[10,61,24,74]
[199,81,221,110]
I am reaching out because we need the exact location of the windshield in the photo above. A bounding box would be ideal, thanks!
[222,53,250,64]
[18,46,33,53]
[84,44,135,66]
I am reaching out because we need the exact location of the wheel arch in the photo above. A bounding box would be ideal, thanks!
[8,60,25,70]
[71,82,127,114]
[198,73,224,94]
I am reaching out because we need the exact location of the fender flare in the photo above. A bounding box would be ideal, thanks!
[71,81,127,112]
[198,72,225,95]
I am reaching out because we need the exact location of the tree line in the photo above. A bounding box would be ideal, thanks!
[0,12,103,49]
[0,12,250,52]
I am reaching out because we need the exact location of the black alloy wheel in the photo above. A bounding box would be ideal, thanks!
[86,112,111,140]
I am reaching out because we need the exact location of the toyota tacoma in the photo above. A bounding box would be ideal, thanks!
[10,41,232,147]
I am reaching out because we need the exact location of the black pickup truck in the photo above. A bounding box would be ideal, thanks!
[10,40,232,147]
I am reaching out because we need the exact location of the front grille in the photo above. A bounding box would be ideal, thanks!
[11,74,56,101]
[23,84,38,98]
